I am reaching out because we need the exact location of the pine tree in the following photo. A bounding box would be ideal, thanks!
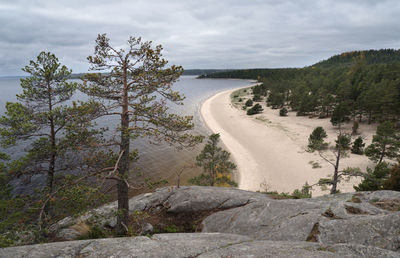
[351,136,365,155]
[82,34,202,234]
[0,52,104,225]
[308,127,328,151]
[194,133,236,186]
[365,122,400,164]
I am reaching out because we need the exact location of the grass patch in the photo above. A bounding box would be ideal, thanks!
[255,116,271,123]
[308,161,322,169]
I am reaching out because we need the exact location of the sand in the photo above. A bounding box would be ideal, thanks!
[200,85,377,196]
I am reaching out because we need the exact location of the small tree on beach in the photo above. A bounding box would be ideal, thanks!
[365,121,400,164]
[351,136,365,155]
[245,99,253,107]
[308,127,328,151]
[192,133,236,186]
[318,112,359,194]
[247,104,263,115]
[279,107,288,116]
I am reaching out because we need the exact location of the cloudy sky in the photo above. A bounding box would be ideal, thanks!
[0,0,399,76]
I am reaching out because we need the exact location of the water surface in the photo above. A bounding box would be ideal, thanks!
[0,76,252,194]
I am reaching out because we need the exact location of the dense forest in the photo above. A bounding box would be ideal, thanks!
[202,49,400,123]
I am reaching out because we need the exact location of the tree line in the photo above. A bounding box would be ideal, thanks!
[205,49,400,194]
[205,50,400,124]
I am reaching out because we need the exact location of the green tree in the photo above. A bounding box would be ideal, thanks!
[318,126,355,194]
[308,127,328,151]
[252,94,262,102]
[335,134,351,150]
[351,136,365,155]
[245,99,253,107]
[0,52,103,207]
[279,107,288,116]
[247,103,263,115]
[0,52,76,196]
[82,34,202,234]
[384,160,400,190]
[330,102,350,127]
[365,121,400,164]
[194,133,236,186]
[354,162,391,191]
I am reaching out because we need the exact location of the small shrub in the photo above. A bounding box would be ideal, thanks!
[308,161,322,169]
[242,106,247,110]
[252,94,262,102]
[245,99,253,107]
[188,174,212,186]
[351,136,365,155]
[238,98,243,102]
[354,162,391,191]
[308,127,328,151]
[164,224,178,233]
[279,107,288,116]
[384,160,400,191]
[247,104,263,115]
[233,94,239,98]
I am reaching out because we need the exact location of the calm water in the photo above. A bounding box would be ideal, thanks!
[0,76,252,193]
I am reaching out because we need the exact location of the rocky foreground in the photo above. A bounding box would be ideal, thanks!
[1,186,400,257]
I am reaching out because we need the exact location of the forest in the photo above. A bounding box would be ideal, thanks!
[202,49,400,124]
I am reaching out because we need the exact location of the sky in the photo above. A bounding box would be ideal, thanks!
[0,0,399,76]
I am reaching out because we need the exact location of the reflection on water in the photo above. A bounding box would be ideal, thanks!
[0,76,252,196]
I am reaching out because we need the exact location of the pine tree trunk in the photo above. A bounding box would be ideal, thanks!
[45,81,56,216]
[331,127,341,194]
[378,145,386,164]
[117,64,130,235]
[330,152,340,194]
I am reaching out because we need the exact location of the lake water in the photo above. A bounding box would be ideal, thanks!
[0,76,252,195]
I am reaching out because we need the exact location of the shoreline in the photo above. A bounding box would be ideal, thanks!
[200,84,259,186]
[200,85,377,196]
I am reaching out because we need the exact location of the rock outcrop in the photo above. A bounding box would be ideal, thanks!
[1,233,398,258]
[1,186,400,257]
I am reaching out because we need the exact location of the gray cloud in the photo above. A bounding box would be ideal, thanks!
[0,0,399,75]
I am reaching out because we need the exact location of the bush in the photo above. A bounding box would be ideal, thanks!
[383,160,400,191]
[308,127,328,151]
[279,107,288,116]
[245,99,253,107]
[351,136,365,155]
[247,104,263,115]
[252,94,262,102]
[354,162,390,191]
[189,173,237,187]
[242,106,247,110]
[238,98,243,102]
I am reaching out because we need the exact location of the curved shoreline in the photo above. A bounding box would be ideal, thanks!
[200,84,260,190]
[200,85,376,196]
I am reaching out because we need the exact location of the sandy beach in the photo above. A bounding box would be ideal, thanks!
[201,85,377,196]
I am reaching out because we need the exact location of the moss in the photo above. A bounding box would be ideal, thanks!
[322,208,342,220]
[306,222,320,242]
[344,205,369,215]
